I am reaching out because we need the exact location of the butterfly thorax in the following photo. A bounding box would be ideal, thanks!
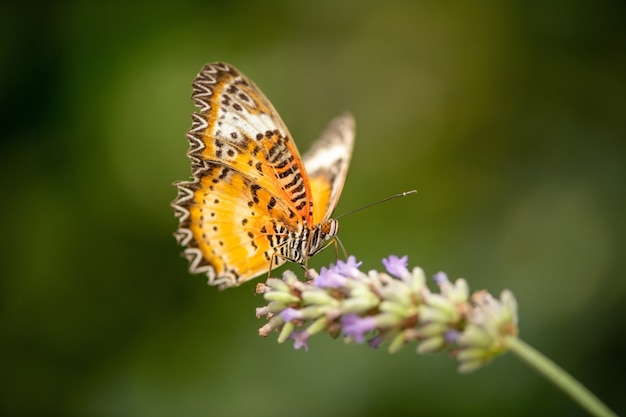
[280,219,339,265]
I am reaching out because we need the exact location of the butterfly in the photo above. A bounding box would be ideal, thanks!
[172,62,354,289]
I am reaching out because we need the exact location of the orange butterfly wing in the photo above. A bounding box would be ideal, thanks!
[172,63,354,288]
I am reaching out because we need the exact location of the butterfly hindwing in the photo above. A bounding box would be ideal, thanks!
[174,163,306,288]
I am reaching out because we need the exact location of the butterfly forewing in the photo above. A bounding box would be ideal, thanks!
[187,64,313,226]
[303,114,355,224]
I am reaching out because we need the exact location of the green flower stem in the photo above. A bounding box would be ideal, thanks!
[505,336,617,417]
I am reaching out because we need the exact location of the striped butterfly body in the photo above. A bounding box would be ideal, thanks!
[172,63,354,289]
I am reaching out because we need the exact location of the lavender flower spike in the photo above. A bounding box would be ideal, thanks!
[253,255,616,416]
[256,255,519,374]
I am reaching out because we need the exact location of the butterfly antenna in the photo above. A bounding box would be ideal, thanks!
[335,190,417,220]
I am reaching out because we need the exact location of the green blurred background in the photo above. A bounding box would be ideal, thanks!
[1,0,624,416]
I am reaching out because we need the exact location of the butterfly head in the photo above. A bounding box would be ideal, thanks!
[308,219,339,257]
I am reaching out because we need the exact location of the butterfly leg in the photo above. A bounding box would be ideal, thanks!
[335,235,348,259]
[316,237,347,263]
[266,251,280,281]
[266,258,273,281]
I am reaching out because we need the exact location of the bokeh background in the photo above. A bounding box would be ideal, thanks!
[1,1,624,416]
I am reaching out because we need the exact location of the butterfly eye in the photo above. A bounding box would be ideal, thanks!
[320,219,338,236]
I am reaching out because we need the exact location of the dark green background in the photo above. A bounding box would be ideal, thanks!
[1,1,624,416]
